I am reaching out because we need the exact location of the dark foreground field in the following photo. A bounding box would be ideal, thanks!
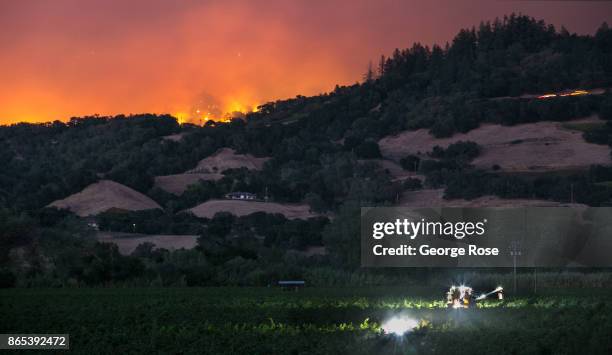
[2,287,612,354]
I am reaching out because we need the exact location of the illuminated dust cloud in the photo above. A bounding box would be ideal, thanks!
[381,316,419,336]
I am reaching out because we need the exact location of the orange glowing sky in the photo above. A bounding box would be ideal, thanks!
[1,0,611,124]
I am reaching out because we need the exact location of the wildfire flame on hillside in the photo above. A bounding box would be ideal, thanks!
[537,89,589,100]
[174,92,259,125]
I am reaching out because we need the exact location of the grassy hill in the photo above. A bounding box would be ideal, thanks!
[49,180,162,216]
[379,117,610,172]
[186,199,317,220]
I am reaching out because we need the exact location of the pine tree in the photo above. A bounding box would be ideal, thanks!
[363,61,374,83]
[377,55,386,77]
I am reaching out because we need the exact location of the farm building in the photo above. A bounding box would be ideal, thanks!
[84,216,100,231]
[224,192,257,200]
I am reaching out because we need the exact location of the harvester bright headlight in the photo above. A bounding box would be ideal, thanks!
[475,286,504,301]
[381,316,418,336]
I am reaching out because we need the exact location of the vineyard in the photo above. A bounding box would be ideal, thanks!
[2,287,611,354]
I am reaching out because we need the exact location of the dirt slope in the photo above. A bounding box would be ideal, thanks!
[379,118,610,172]
[161,133,186,142]
[49,180,162,216]
[188,148,269,173]
[399,189,586,208]
[186,199,317,219]
[155,148,271,195]
[359,159,419,181]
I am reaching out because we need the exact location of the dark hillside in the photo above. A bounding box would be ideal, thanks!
[2,15,612,286]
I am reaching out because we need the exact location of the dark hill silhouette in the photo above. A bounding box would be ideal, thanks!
[1,14,612,213]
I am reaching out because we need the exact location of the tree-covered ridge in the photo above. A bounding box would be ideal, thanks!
[3,14,612,287]
[250,15,612,137]
[1,14,612,213]
[379,15,611,97]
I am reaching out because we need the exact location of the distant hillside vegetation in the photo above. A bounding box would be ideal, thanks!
[2,15,612,213]
[3,14,612,286]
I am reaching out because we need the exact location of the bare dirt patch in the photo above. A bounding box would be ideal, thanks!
[188,148,269,173]
[161,133,186,142]
[399,189,586,208]
[302,246,327,256]
[97,232,198,255]
[185,199,317,220]
[379,118,610,172]
[49,180,162,216]
[154,147,270,194]
[154,173,223,195]
[359,159,418,181]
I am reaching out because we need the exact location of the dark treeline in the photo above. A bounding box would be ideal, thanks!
[0,114,399,213]
[0,206,334,287]
[417,141,612,206]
